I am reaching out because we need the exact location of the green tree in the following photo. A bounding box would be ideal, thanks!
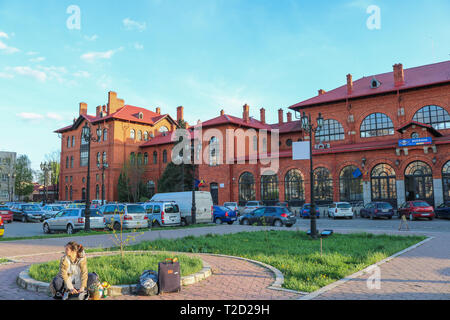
[15,155,34,200]
[117,168,131,203]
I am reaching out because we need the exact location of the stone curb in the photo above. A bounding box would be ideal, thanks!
[16,251,212,297]
[297,236,435,300]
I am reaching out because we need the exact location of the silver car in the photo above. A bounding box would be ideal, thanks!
[143,201,181,227]
[241,201,264,214]
[42,208,105,234]
[100,203,148,230]
[42,204,65,220]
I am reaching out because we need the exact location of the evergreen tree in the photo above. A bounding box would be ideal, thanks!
[157,162,194,193]
[14,155,34,200]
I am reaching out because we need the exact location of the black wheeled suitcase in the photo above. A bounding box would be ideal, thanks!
[158,258,181,294]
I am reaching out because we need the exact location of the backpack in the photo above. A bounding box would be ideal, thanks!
[136,270,159,296]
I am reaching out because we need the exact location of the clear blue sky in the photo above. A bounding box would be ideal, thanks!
[0,0,449,172]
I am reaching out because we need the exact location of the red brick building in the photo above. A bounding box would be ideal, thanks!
[56,60,450,209]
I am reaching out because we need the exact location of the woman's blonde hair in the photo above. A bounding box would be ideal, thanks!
[65,241,85,259]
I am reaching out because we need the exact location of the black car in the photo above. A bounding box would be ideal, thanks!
[239,206,296,227]
[11,204,45,222]
[360,202,395,219]
[435,202,450,219]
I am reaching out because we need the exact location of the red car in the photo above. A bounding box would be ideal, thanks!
[398,201,435,221]
[0,205,13,223]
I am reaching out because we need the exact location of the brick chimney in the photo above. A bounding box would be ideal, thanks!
[79,102,87,116]
[393,63,404,86]
[177,106,184,122]
[318,89,326,96]
[243,104,250,123]
[107,91,124,115]
[260,108,266,124]
[156,107,161,115]
[96,106,101,117]
[278,109,284,124]
[220,109,225,116]
[347,74,353,95]
[287,112,292,122]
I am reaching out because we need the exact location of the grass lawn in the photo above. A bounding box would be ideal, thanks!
[0,223,217,242]
[29,252,203,286]
[97,230,426,292]
[0,258,9,264]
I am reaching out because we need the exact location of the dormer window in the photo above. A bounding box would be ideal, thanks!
[138,112,144,120]
[370,77,381,89]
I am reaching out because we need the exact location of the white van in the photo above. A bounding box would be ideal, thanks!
[150,191,213,225]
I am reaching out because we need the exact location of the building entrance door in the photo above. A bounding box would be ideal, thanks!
[404,161,434,205]
[210,183,219,205]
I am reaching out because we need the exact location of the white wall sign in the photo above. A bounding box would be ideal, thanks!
[292,141,310,160]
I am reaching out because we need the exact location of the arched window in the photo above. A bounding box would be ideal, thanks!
[144,153,148,165]
[261,173,279,205]
[96,185,99,199]
[143,131,148,141]
[80,132,89,167]
[137,153,143,165]
[443,161,450,203]
[339,166,363,202]
[81,188,86,201]
[102,152,107,163]
[66,156,69,169]
[138,130,142,141]
[159,126,169,133]
[130,152,136,165]
[153,151,158,164]
[209,137,219,166]
[70,156,74,168]
[313,167,333,204]
[360,113,395,138]
[404,161,433,203]
[72,136,75,147]
[253,136,258,151]
[65,186,68,201]
[286,139,293,147]
[284,169,305,206]
[315,119,345,142]
[162,150,167,163]
[67,137,70,148]
[103,129,107,141]
[69,186,73,201]
[371,164,397,206]
[130,129,135,140]
[238,172,255,206]
[262,138,267,152]
[413,105,450,130]
[96,152,101,165]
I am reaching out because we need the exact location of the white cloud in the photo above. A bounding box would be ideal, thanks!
[0,32,8,39]
[26,51,39,55]
[0,40,20,54]
[46,112,64,121]
[73,70,90,78]
[123,18,147,32]
[17,112,44,121]
[29,57,46,63]
[134,42,144,50]
[80,47,123,62]
[6,66,47,82]
[36,66,67,83]
[0,72,14,79]
[84,34,98,41]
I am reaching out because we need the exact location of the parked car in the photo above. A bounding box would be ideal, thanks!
[0,205,13,223]
[0,216,4,237]
[300,203,320,219]
[213,205,238,225]
[398,201,435,221]
[99,203,148,230]
[66,203,86,209]
[360,202,395,220]
[352,201,365,217]
[435,202,450,219]
[43,208,105,234]
[41,204,65,220]
[328,202,354,219]
[275,202,293,213]
[91,199,107,208]
[242,201,264,214]
[223,202,239,216]
[150,192,213,226]
[143,201,181,227]
[11,204,45,222]
[239,206,296,227]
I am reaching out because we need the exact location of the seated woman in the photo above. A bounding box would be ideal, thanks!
[50,241,92,300]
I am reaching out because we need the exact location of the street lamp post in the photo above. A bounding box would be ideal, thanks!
[81,122,103,232]
[7,173,15,202]
[40,162,51,205]
[97,160,108,205]
[299,111,324,239]
[191,139,197,225]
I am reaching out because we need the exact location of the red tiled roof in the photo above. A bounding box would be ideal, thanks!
[55,105,175,133]
[289,60,450,110]
[270,120,302,133]
[199,114,272,130]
